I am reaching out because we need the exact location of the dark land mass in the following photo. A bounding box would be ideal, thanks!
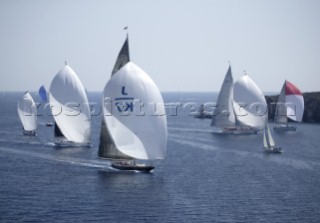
[265,91,320,123]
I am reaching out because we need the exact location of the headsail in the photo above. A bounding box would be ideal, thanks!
[49,64,91,143]
[17,91,37,132]
[99,37,167,160]
[211,65,235,127]
[233,75,267,129]
[38,85,48,102]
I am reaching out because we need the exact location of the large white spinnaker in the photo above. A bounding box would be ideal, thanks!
[233,75,267,129]
[17,91,37,133]
[103,62,167,160]
[49,64,91,143]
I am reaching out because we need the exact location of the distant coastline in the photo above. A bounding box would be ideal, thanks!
[266,91,320,123]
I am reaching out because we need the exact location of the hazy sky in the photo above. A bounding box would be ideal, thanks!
[0,0,319,93]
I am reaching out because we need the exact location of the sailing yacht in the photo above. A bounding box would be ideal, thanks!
[38,85,53,127]
[211,67,266,134]
[39,85,48,102]
[274,80,304,131]
[17,91,37,136]
[98,35,167,172]
[48,62,91,146]
[195,104,213,119]
[263,123,282,153]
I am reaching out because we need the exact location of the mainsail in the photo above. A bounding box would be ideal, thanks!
[263,124,276,148]
[49,64,91,143]
[233,75,267,129]
[17,91,37,132]
[38,85,48,102]
[99,36,167,160]
[112,36,130,76]
[211,65,235,127]
[274,83,287,124]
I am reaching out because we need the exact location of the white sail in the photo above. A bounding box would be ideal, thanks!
[267,125,276,147]
[274,83,287,124]
[49,64,91,143]
[263,127,268,148]
[264,123,276,148]
[233,75,267,129]
[102,62,167,160]
[17,91,37,132]
[211,65,235,127]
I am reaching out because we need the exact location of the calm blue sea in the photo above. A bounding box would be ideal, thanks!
[1,92,320,223]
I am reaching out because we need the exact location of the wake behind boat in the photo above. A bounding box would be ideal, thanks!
[220,126,259,135]
[54,137,92,148]
[273,124,296,131]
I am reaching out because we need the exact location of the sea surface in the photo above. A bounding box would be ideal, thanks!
[1,92,320,223]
